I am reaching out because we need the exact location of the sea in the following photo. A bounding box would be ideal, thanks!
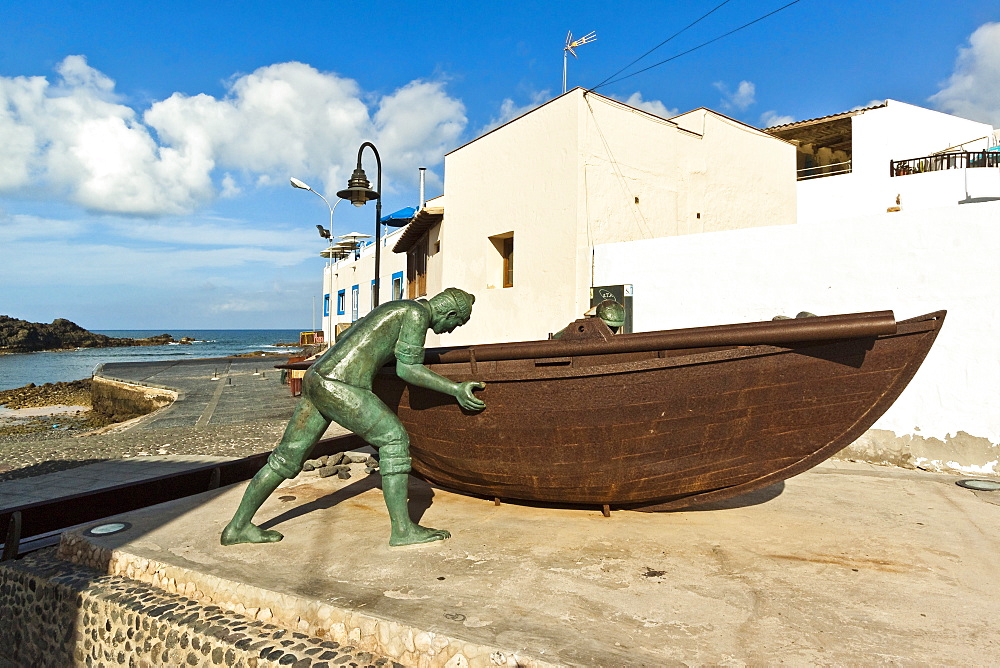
[0,329,302,391]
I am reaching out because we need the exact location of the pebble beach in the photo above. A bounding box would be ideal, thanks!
[0,355,314,483]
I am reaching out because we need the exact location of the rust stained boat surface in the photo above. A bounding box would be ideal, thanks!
[363,309,945,511]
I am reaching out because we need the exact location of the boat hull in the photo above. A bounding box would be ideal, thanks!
[372,311,945,511]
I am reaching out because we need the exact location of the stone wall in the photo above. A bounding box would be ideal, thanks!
[90,376,176,424]
[0,548,393,667]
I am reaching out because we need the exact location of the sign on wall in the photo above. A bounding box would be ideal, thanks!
[590,284,633,334]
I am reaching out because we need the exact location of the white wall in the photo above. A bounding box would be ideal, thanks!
[436,92,583,347]
[593,201,1000,473]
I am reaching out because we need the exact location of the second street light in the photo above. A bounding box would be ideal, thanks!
[337,142,382,306]
[290,176,341,347]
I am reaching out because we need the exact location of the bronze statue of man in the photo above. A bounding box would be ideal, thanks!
[222,287,484,547]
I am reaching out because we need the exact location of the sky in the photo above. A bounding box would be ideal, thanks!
[1,0,998,329]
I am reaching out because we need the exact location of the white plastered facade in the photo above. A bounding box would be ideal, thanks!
[418,88,796,347]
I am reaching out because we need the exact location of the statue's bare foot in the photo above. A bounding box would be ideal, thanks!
[221,522,283,546]
[389,524,451,547]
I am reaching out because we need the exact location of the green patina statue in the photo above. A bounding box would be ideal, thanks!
[221,287,485,547]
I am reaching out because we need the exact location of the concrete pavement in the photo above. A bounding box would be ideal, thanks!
[61,458,1000,666]
[96,356,299,429]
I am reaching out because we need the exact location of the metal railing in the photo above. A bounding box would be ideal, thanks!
[891,150,1000,177]
[797,160,852,181]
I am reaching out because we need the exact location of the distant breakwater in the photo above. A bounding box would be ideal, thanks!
[0,315,178,355]
[0,329,302,391]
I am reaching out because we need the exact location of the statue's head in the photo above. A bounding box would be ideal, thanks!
[428,288,476,334]
[596,299,626,330]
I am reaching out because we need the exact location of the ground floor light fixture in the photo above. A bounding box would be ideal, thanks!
[84,521,132,537]
[956,479,1000,491]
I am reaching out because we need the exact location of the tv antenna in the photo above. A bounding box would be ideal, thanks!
[563,30,597,94]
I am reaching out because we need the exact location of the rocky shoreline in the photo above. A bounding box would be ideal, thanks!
[0,315,181,354]
[0,380,117,438]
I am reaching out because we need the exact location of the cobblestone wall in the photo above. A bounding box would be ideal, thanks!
[0,548,395,667]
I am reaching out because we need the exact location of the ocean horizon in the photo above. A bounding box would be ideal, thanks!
[0,329,303,391]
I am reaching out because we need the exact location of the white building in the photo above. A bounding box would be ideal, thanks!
[391,88,797,347]
[321,224,409,341]
[765,99,1000,222]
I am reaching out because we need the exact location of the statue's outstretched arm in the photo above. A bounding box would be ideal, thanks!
[396,361,485,411]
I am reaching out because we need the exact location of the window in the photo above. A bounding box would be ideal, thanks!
[407,236,428,298]
[502,236,514,288]
[371,279,377,310]
[323,293,330,317]
[337,290,345,315]
[392,271,404,300]
[489,232,514,288]
[351,284,359,321]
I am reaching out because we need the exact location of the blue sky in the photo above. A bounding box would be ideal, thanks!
[1,0,997,328]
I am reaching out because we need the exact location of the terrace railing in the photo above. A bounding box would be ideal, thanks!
[891,150,1000,177]
[796,160,852,181]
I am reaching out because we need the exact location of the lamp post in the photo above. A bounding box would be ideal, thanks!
[290,177,341,347]
[337,142,382,306]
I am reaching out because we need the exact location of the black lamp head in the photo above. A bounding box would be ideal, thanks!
[336,167,379,207]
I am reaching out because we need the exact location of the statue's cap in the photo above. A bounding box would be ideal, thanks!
[439,287,475,317]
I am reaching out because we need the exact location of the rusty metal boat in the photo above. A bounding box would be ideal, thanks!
[363,309,944,511]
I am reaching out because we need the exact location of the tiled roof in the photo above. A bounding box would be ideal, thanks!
[391,207,444,254]
[764,102,887,132]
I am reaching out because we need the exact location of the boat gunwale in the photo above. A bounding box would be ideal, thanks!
[409,311,944,385]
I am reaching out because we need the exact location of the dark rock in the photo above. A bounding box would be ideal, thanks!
[0,315,176,354]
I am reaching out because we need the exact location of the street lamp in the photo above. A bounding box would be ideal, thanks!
[337,142,382,306]
[291,177,342,346]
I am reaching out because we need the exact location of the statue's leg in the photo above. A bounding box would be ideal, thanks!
[305,377,450,546]
[359,408,451,547]
[221,398,330,545]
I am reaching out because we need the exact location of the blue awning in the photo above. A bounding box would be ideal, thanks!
[381,207,416,227]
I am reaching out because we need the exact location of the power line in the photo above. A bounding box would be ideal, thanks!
[592,0,734,90]
[592,0,805,91]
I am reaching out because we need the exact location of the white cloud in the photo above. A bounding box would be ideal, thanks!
[101,218,313,247]
[0,57,467,216]
[220,173,241,198]
[0,212,84,242]
[851,99,886,111]
[615,92,678,119]
[480,90,551,134]
[930,22,1000,126]
[714,80,756,111]
[760,110,795,128]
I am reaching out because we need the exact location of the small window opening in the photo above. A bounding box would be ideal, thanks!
[489,232,514,289]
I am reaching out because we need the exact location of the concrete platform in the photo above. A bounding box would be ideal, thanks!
[58,459,1000,667]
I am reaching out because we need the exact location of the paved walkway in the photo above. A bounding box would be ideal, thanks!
[97,356,298,429]
[1,357,299,510]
